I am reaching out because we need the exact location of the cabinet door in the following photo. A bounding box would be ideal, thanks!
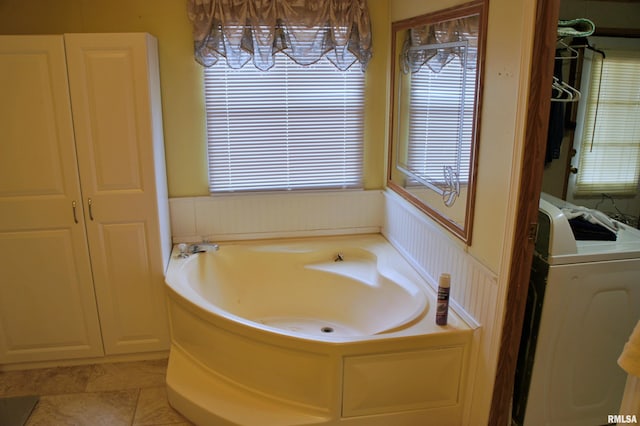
[64,33,170,355]
[0,36,104,363]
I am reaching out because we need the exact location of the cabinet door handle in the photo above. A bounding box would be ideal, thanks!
[88,198,94,221]
[72,200,79,224]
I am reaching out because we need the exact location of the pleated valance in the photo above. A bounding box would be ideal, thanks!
[187,0,372,71]
[401,15,479,74]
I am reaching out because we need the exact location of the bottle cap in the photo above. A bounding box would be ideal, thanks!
[439,273,451,288]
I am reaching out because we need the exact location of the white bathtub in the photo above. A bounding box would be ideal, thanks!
[164,234,474,426]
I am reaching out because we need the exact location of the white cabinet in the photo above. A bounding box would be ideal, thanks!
[0,33,171,364]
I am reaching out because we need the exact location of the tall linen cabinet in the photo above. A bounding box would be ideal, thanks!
[0,33,172,364]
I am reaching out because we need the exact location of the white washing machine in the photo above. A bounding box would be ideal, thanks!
[513,193,640,426]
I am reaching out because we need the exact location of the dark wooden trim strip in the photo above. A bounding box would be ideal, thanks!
[595,27,640,38]
[487,0,560,424]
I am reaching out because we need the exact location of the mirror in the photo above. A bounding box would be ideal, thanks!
[387,0,487,244]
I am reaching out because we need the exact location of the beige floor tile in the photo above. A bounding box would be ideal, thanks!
[34,365,94,396]
[133,386,191,425]
[0,365,93,398]
[85,358,168,392]
[25,389,139,426]
[0,369,41,397]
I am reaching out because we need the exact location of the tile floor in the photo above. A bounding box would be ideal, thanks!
[0,358,193,426]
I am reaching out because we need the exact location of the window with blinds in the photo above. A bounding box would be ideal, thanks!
[575,48,640,195]
[405,53,474,186]
[204,54,364,193]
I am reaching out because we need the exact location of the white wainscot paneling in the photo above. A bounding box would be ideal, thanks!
[382,191,497,323]
[382,190,499,425]
[169,190,384,242]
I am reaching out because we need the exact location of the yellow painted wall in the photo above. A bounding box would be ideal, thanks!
[0,0,390,196]
[0,0,535,271]
[1,1,539,422]
[390,1,536,423]
[390,0,535,273]
[0,0,536,273]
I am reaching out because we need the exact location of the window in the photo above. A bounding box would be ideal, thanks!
[574,44,640,195]
[205,54,364,193]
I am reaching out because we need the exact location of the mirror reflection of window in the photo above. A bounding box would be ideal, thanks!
[397,16,479,205]
[403,43,475,186]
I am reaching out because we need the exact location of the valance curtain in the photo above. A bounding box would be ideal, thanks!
[187,0,372,71]
[401,15,479,74]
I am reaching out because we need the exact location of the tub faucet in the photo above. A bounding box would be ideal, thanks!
[334,253,344,262]
[177,240,219,258]
[193,240,220,253]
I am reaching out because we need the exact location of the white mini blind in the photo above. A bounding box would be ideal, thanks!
[576,49,640,195]
[205,54,364,192]
[406,54,474,184]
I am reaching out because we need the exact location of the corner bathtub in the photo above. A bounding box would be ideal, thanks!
[164,234,473,426]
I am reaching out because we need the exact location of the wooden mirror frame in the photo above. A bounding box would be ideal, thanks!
[387,0,488,244]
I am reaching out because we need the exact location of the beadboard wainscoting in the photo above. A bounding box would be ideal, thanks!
[169,190,384,242]
[382,190,499,425]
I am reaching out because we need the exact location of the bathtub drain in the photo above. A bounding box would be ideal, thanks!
[321,326,334,333]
